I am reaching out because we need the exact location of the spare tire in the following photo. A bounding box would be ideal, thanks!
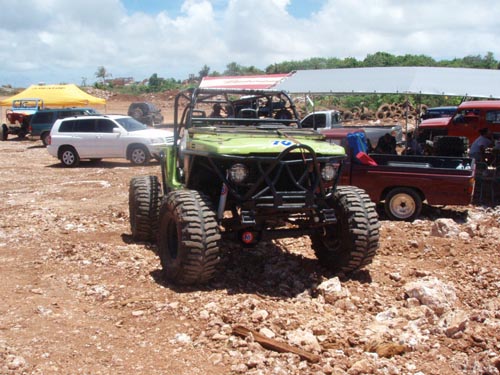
[433,136,469,157]
[131,108,143,120]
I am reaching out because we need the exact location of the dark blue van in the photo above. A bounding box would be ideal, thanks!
[29,108,99,145]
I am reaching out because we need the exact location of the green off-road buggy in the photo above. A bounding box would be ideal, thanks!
[129,88,380,285]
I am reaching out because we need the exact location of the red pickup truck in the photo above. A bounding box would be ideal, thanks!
[418,100,500,145]
[323,129,476,221]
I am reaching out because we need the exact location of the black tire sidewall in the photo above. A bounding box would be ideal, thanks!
[157,190,221,285]
[311,186,380,274]
[60,147,79,167]
[128,175,161,242]
[130,146,150,165]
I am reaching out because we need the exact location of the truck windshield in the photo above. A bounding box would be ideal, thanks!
[13,99,39,110]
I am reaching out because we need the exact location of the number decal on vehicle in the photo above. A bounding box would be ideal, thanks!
[272,140,293,147]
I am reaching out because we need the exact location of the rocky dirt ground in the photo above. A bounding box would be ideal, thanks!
[0,95,499,375]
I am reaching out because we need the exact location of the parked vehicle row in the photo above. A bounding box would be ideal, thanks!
[418,100,500,145]
[30,107,99,145]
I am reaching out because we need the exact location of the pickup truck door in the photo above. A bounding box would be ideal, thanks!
[301,113,327,130]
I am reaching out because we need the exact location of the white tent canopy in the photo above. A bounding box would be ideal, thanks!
[274,67,500,98]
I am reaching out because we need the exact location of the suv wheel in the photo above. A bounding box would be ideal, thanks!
[129,145,150,165]
[59,146,80,167]
[311,186,380,274]
[129,176,162,242]
[41,132,50,146]
[158,189,221,285]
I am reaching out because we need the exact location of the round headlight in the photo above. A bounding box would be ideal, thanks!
[229,163,249,184]
[321,163,336,181]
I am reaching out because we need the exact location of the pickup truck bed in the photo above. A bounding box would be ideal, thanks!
[324,129,476,221]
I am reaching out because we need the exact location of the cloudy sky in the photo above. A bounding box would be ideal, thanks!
[1,0,499,87]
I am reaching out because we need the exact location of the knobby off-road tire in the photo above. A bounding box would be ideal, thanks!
[129,176,162,242]
[311,186,380,274]
[158,189,221,285]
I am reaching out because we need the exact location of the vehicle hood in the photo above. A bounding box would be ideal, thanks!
[129,129,174,138]
[419,117,450,128]
[186,127,345,156]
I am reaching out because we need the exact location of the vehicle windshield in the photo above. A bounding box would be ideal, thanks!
[115,117,148,131]
[13,99,40,110]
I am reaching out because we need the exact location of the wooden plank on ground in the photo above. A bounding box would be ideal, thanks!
[232,325,320,363]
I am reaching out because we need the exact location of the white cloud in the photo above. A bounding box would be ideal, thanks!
[0,0,499,87]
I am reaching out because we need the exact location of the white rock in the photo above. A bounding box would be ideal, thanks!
[251,309,269,322]
[439,310,469,337]
[458,231,470,241]
[259,327,276,339]
[230,364,248,373]
[247,353,266,368]
[287,328,321,353]
[6,355,27,370]
[174,333,192,344]
[404,277,457,316]
[317,277,351,303]
[430,218,461,238]
[375,307,398,322]
[199,310,210,320]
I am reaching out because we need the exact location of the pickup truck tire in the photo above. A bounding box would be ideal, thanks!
[59,146,80,167]
[129,145,150,165]
[311,186,380,274]
[384,187,422,221]
[1,124,7,141]
[157,189,221,285]
[129,175,161,242]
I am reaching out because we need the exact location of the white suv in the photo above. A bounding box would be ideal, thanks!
[47,115,174,167]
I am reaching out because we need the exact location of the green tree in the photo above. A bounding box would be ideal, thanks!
[362,52,397,67]
[224,62,244,76]
[95,66,111,83]
[198,65,211,80]
[148,73,163,91]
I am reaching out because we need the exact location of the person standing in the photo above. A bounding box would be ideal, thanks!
[469,128,492,162]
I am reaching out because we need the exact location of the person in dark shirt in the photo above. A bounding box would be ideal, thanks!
[403,131,423,155]
[210,103,224,118]
[375,132,397,154]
